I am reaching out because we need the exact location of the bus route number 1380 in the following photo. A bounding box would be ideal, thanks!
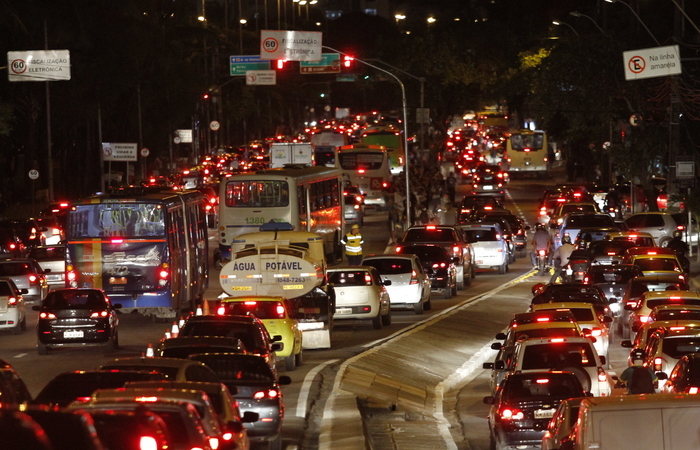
[245,217,266,225]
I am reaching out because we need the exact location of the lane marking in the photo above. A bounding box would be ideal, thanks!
[296,359,339,418]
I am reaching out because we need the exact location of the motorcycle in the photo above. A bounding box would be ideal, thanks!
[563,255,592,282]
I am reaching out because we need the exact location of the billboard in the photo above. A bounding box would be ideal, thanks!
[7,50,71,82]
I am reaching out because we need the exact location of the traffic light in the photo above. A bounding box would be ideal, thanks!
[276,59,288,70]
[202,93,210,100]
[343,56,354,68]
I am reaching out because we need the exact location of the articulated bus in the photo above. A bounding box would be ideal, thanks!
[336,144,392,209]
[217,165,344,264]
[506,129,548,176]
[360,127,405,175]
[65,188,209,319]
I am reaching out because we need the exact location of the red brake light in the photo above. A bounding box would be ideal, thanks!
[638,315,650,323]
[550,338,565,343]
[500,406,525,420]
[365,274,372,284]
[410,270,419,285]
[90,311,109,318]
[358,169,365,174]
[39,312,56,319]
[654,357,663,371]
[275,304,285,317]
[536,317,550,322]
[426,225,437,230]
[217,305,226,315]
[28,275,38,283]
[111,238,124,244]
[538,250,546,257]
[536,378,550,384]
[139,436,158,450]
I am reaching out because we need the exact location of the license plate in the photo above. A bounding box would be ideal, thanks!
[64,330,84,339]
[483,185,493,190]
[109,277,127,285]
[335,308,352,315]
[534,408,555,419]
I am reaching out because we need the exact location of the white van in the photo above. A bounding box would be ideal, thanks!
[563,394,700,450]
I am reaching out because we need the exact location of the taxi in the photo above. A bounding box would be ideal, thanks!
[484,310,585,394]
[604,231,656,248]
[217,296,303,372]
[623,247,685,277]
[625,291,700,332]
[621,305,700,366]
[643,326,700,387]
[531,302,611,365]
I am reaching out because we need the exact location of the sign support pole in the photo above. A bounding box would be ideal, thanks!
[44,20,54,202]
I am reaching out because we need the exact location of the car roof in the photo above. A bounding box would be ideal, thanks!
[327,265,377,272]
[100,357,208,369]
[184,314,258,324]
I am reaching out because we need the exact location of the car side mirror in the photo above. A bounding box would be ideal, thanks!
[271,342,284,352]
[383,279,392,286]
[278,375,292,386]
[620,340,633,348]
[44,268,52,273]
[495,332,507,340]
[272,335,283,342]
[483,362,494,370]
[599,355,606,366]
[483,396,495,405]
[20,288,28,295]
[32,305,40,311]
[491,342,503,350]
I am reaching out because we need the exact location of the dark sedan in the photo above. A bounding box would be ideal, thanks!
[190,352,291,450]
[33,288,121,355]
[395,244,458,299]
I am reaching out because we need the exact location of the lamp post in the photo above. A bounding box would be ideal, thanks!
[552,20,580,37]
[605,0,660,45]
[569,11,607,36]
[394,14,405,26]
[322,45,412,230]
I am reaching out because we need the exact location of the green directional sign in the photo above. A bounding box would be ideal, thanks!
[230,55,271,76]
[300,53,340,74]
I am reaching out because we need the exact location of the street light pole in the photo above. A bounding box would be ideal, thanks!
[605,0,660,45]
[322,45,412,230]
[569,11,607,36]
[552,20,580,37]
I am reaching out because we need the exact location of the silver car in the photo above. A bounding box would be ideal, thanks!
[29,245,66,290]
[361,253,431,314]
[0,278,27,334]
[0,258,48,304]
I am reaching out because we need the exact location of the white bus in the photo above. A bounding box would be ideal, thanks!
[217,166,344,264]
[336,144,392,209]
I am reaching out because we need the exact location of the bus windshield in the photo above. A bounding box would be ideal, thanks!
[510,133,544,151]
[68,203,165,238]
[338,152,385,170]
[224,180,290,207]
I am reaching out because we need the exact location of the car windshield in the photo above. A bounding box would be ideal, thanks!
[628,280,688,297]
[504,375,582,401]
[663,337,700,359]
[91,414,168,450]
[565,215,614,228]
[399,246,450,262]
[532,286,605,306]
[29,246,66,260]
[179,322,260,350]
[0,263,33,276]
[403,228,457,242]
[521,343,597,370]
[462,229,498,242]
[221,301,286,319]
[328,271,372,286]
[161,346,243,359]
[646,299,700,310]
[0,282,13,297]
[633,258,681,272]
[653,309,700,321]
[362,259,412,274]
[43,290,105,309]
[565,308,595,323]
[588,241,636,256]
[191,355,274,382]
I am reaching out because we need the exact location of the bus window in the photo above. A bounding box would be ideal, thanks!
[225,180,289,207]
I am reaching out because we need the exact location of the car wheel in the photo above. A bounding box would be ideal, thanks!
[11,319,22,335]
[382,308,392,326]
[463,268,472,287]
[285,355,296,371]
[267,434,282,450]
[659,237,671,247]
[295,349,303,367]
[372,313,383,330]
[451,282,457,296]
[498,262,508,274]
[423,294,432,311]
[413,300,424,315]
[105,336,116,353]
[37,341,48,355]
[113,330,120,349]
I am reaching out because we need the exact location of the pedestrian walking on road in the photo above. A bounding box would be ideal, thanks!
[341,224,364,265]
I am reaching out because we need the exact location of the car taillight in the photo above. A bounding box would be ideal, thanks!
[253,388,279,399]
[158,264,170,287]
[39,312,56,319]
[452,246,460,256]
[654,357,663,372]
[499,406,525,421]
[410,270,419,284]
[28,275,38,284]
[538,249,546,257]
[638,315,650,323]
[138,436,158,450]
[208,436,220,450]
[590,328,602,337]
[7,297,18,307]
[90,311,109,318]
[432,262,447,268]
[689,387,699,394]
[275,304,286,318]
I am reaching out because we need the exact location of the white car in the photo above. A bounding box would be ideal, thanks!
[361,253,431,314]
[327,266,392,329]
[0,278,26,334]
[458,222,509,274]
[507,336,612,397]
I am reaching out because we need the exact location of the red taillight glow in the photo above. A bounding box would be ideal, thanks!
[550,338,565,343]
[29,275,38,283]
[536,378,550,384]
[432,263,447,268]
[111,238,124,244]
[654,357,663,371]
[90,311,109,318]
[253,389,279,399]
[689,387,699,394]
[410,270,419,285]
[276,304,286,317]
[139,436,158,450]
[638,315,650,323]
[217,305,226,315]
[500,407,525,420]
[538,250,546,257]
[39,312,56,319]
[358,169,366,174]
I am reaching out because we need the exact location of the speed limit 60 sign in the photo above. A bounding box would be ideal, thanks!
[260,30,322,61]
[28,169,39,180]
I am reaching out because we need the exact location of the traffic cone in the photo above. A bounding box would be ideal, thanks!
[195,306,203,316]
[171,322,179,338]
[145,343,154,357]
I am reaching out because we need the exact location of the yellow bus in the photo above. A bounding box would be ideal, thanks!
[506,129,548,175]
